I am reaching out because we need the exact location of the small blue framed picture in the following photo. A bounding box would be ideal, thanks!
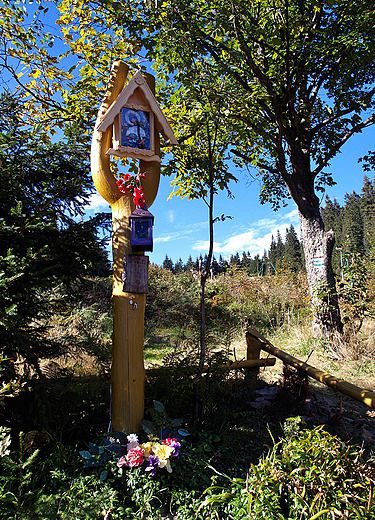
[121,108,150,150]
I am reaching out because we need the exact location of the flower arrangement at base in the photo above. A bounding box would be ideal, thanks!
[115,434,181,476]
[80,401,189,481]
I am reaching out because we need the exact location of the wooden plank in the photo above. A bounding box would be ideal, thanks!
[202,358,276,372]
[123,254,149,293]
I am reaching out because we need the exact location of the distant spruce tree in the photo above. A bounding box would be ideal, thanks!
[184,255,195,273]
[229,252,241,268]
[219,255,229,273]
[211,256,221,275]
[248,254,262,275]
[360,175,375,253]
[268,235,278,269]
[284,225,303,272]
[174,258,184,273]
[162,255,174,271]
[275,230,285,266]
[267,231,284,272]
[341,192,364,253]
[241,251,252,272]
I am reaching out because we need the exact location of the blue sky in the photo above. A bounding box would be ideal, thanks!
[86,126,375,266]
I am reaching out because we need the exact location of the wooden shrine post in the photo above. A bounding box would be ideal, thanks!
[90,61,177,433]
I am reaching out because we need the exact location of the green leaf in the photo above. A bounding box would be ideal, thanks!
[177,428,190,437]
[141,419,153,435]
[170,418,183,429]
[153,400,165,413]
[79,450,92,460]
[99,470,108,482]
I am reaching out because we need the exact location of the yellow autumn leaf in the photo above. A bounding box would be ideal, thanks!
[30,69,41,78]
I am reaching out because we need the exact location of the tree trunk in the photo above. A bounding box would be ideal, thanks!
[283,139,343,337]
[299,209,343,337]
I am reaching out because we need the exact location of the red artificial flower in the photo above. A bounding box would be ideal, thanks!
[124,173,131,182]
[162,438,181,457]
[162,438,179,446]
[134,192,146,208]
[126,446,144,467]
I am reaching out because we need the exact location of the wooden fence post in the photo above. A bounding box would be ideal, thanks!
[245,330,262,388]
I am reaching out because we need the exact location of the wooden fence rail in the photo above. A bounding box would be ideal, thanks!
[246,327,375,409]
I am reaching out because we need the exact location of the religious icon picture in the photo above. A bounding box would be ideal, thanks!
[135,220,151,239]
[121,108,151,150]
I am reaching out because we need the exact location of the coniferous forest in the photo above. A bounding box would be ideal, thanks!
[161,174,375,281]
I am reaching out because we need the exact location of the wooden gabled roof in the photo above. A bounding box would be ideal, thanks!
[97,70,178,145]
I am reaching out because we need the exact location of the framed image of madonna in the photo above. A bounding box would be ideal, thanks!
[121,108,151,150]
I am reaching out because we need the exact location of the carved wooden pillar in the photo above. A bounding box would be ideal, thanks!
[91,62,161,433]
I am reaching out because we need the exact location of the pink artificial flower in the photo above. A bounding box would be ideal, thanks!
[117,456,127,468]
[127,441,139,450]
[126,446,145,467]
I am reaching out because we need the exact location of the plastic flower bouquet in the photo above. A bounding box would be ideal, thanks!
[116,169,147,208]
[103,401,188,477]
[115,433,181,476]
[80,401,189,480]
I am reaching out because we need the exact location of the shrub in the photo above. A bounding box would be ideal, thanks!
[199,419,375,519]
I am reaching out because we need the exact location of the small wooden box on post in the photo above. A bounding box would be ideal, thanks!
[91,62,177,434]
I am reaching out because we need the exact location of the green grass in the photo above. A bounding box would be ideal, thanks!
[143,333,174,366]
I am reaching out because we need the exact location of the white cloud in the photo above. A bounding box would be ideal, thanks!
[155,221,207,244]
[167,210,175,223]
[177,221,208,234]
[282,208,299,221]
[253,218,278,230]
[84,193,111,212]
[192,211,301,258]
[154,235,174,243]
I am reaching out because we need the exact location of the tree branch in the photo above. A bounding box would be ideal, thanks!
[311,86,375,135]
[231,114,278,145]
[313,113,375,176]
[230,2,276,100]
[231,149,278,175]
